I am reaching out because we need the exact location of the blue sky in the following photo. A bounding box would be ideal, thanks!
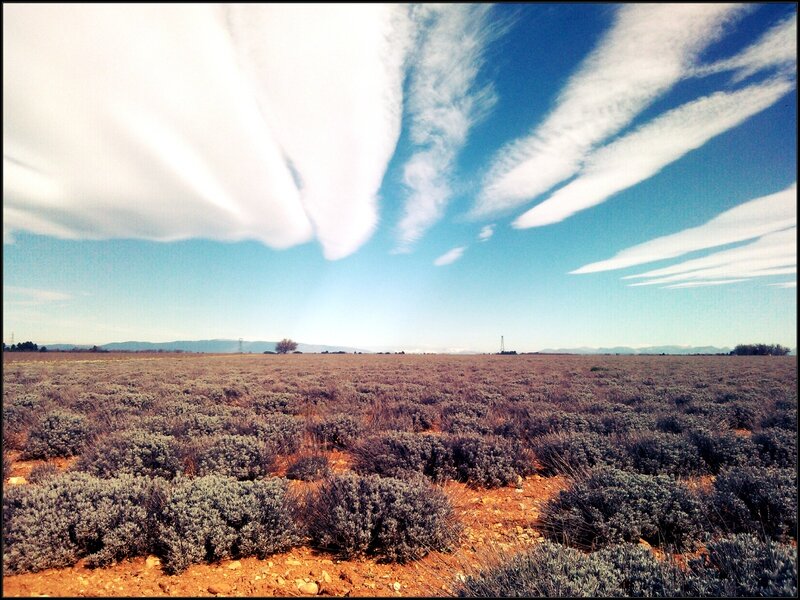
[3,3,797,352]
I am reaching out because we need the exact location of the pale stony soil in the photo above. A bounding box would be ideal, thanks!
[2,460,568,598]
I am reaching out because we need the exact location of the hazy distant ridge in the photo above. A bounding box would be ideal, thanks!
[46,339,369,354]
[537,345,732,355]
[40,342,795,355]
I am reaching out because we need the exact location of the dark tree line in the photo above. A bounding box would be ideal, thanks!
[730,343,791,356]
[3,341,46,352]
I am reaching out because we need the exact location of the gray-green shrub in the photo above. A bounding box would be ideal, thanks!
[2,395,44,449]
[309,414,362,449]
[193,434,274,480]
[596,544,687,597]
[456,541,685,597]
[285,454,331,481]
[709,466,797,540]
[761,406,797,431]
[594,411,656,435]
[2,447,11,480]
[442,412,493,435]
[3,472,163,573]
[449,434,535,488]
[687,534,797,597]
[456,540,621,597]
[752,428,797,469]
[22,409,91,459]
[689,428,758,474]
[541,467,706,550]
[246,413,304,454]
[305,473,460,562]
[26,462,59,484]
[624,431,703,476]
[352,431,455,483]
[386,401,437,432]
[75,429,182,479]
[534,432,629,476]
[158,475,300,574]
[525,411,593,436]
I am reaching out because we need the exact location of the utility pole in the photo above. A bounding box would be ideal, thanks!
[238,338,244,354]
[500,335,504,353]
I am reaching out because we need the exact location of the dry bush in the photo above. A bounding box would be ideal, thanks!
[303,473,461,562]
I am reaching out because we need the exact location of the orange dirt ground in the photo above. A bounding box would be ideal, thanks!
[2,452,568,598]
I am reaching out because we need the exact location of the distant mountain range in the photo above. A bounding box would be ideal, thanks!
[536,345,734,355]
[45,339,370,354]
[39,341,796,356]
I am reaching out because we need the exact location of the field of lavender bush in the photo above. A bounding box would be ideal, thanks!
[2,352,797,597]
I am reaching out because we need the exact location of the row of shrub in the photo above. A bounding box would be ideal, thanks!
[5,456,794,587]
[7,407,307,460]
[539,466,797,552]
[2,471,459,575]
[7,381,794,458]
[6,406,795,498]
[6,414,538,489]
[456,535,797,597]
[532,427,796,477]
[74,430,287,481]
[351,431,535,488]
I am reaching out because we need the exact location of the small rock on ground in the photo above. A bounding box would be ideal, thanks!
[298,581,319,595]
[208,583,233,595]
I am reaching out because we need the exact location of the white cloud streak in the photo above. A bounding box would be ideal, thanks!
[768,281,796,288]
[625,227,796,287]
[3,4,412,260]
[474,4,746,217]
[434,246,466,266]
[572,183,796,274]
[694,12,797,82]
[396,4,497,250]
[478,225,495,242]
[226,4,411,259]
[662,279,751,288]
[4,286,73,305]
[513,78,795,229]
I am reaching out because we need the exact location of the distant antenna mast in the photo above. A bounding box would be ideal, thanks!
[500,335,504,353]
[238,338,243,354]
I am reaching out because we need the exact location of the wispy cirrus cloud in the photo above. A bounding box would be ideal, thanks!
[434,246,466,266]
[768,281,796,288]
[572,183,796,274]
[395,4,499,251]
[4,286,73,306]
[513,78,794,229]
[693,12,797,82]
[625,227,796,287]
[478,225,495,242]
[3,4,412,260]
[473,4,746,217]
[662,279,751,289]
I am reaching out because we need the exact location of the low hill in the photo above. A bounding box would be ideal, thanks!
[536,345,732,355]
[45,339,369,354]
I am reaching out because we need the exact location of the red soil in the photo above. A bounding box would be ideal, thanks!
[2,455,568,598]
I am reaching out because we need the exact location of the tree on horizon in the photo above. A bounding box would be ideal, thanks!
[275,339,298,354]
